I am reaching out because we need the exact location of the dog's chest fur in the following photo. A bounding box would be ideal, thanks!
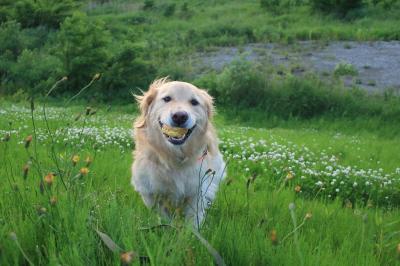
[132,148,225,211]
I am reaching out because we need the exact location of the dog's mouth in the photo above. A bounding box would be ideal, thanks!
[158,120,196,145]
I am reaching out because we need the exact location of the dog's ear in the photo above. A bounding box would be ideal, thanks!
[134,77,169,128]
[199,89,215,119]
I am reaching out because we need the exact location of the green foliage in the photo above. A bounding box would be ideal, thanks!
[372,0,399,9]
[0,0,14,23]
[0,21,25,87]
[11,50,63,96]
[10,0,79,28]
[143,0,155,10]
[334,62,358,76]
[210,59,266,107]
[56,12,111,95]
[0,21,25,60]
[260,0,304,13]
[309,0,364,17]
[195,59,400,120]
[162,3,176,17]
[1,102,400,265]
[1,0,400,103]
[99,42,155,100]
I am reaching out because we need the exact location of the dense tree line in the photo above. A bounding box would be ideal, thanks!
[0,0,155,101]
[0,0,398,102]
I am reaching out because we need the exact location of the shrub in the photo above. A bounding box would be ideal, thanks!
[56,12,111,95]
[334,62,358,76]
[0,0,14,24]
[99,42,155,101]
[10,49,63,96]
[14,0,79,28]
[309,0,364,17]
[194,60,400,120]
[143,0,155,10]
[0,21,25,88]
[162,3,176,17]
[260,0,304,13]
[214,59,267,107]
[0,21,25,60]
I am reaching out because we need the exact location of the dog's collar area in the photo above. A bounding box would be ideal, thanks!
[158,120,196,145]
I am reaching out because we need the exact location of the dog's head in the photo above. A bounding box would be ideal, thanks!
[135,78,214,149]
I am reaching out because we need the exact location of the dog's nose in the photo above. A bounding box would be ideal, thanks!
[171,111,188,126]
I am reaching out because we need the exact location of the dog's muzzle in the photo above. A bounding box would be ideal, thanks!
[158,120,196,145]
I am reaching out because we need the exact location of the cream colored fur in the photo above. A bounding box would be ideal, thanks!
[131,78,226,228]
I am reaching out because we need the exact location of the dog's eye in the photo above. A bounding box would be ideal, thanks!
[163,96,171,102]
[190,99,199,106]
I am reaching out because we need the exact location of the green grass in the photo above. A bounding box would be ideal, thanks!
[91,0,400,57]
[1,101,400,265]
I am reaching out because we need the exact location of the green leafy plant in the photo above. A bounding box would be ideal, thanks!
[56,12,111,95]
[99,42,155,101]
[309,0,364,17]
[14,0,79,28]
[334,62,358,76]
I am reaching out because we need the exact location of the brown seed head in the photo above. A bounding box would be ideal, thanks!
[120,251,135,265]
[23,164,29,179]
[80,167,89,176]
[24,135,33,148]
[44,173,55,186]
[50,196,57,206]
[295,185,301,192]
[270,229,278,245]
[72,155,80,166]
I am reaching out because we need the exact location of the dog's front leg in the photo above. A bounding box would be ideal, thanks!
[182,196,206,229]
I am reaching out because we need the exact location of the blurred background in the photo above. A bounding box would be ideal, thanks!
[1,1,400,121]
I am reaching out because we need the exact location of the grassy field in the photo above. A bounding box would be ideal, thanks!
[1,100,399,265]
[1,1,400,265]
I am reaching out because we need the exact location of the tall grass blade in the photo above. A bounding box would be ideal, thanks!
[95,229,122,253]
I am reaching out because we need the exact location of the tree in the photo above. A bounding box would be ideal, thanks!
[11,49,63,96]
[309,0,364,17]
[14,0,79,28]
[57,12,111,94]
[0,21,25,88]
[100,42,155,100]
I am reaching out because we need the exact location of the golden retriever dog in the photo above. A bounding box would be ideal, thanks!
[131,77,226,228]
